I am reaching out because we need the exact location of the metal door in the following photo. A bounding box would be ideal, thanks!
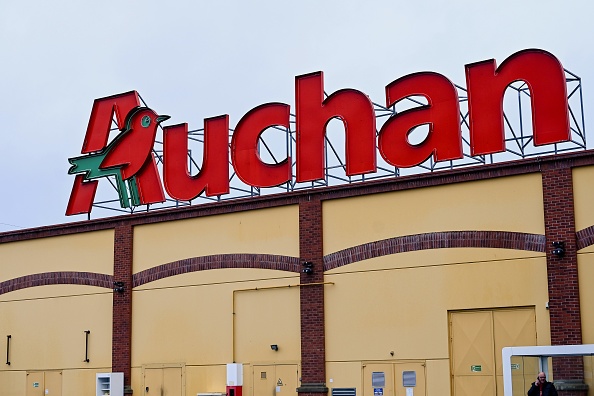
[144,368,163,396]
[450,310,496,396]
[254,365,275,396]
[26,371,62,396]
[449,308,536,396]
[253,364,298,396]
[394,362,425,396]
[363,363,394,396]
[144,367,183,396]
[44,371,62,396]
[163,367,182,396]
[26,372,45,396]
[493,309,537,396]
[274,364,298,395]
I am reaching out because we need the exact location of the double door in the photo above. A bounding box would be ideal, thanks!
[363,362,426,396]
[143,366,183,396]
[253,364,299,396]
[449,308,538,396]
[26,371,62,396]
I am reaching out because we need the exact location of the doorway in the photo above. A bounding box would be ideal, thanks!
[449,307,538,396]
[26,371,62,396]
[252,364,299,396]
[363,362,426,396]
[143,364,184,396]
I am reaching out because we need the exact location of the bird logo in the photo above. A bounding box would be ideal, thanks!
[68,106,170,208]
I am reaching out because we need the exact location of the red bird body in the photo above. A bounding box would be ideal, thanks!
[101,107,170,179]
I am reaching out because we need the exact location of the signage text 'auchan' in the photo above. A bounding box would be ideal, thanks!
[66,48,570,215]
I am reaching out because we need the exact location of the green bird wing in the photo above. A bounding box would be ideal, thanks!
[68,152,120,180]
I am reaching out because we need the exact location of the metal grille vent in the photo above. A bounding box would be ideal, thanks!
[332,388,356,396]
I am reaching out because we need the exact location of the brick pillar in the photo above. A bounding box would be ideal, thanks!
[542,166,587,396]
[113,224,133,393]
[297,199,328,395]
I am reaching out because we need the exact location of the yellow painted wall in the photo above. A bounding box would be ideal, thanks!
[62,369,103,395]
[131,269,300,372]
[574,166,594,396]
[578,252,594,345]
[133,206,299,272]
[571,166,594,396]
[234,284,301,363]
[4,168,591,396]
[184,365,227,394]
[0,231,114,394]
[130,367,142,396]
[0,230,114,282]
[426,359,452,396]
[323,174,544,254]
[573,166,594,232]
[0,286,112,371]
[573,166,594,394]
[326,361,361,391]
[585,356,594,396]
[131,365,232,396]
[0,371,25,396]
[324,248,549,394]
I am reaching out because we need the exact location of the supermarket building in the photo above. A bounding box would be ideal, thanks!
[0,48,593,396]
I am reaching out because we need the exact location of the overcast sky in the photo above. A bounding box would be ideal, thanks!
[1,0,593,232]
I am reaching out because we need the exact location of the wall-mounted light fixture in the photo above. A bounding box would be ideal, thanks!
[6,335,11,366]
[113,281,125,293]
[302,261,314,275]
[270,344,279,351]
[552,241,565,257]
[84,330,90,363]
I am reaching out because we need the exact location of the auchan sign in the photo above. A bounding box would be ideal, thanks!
[66,48,570,216]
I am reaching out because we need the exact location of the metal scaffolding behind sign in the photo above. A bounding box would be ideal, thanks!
[87,70,586,218]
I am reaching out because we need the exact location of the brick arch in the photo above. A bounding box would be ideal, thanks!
[576,225,594,250]
[133,253,301,287]
[0,272,113,295]
[323,231,546,270]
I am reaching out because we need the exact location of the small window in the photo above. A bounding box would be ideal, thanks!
[261,372,267,379]
[402,371,416,387]
[372,372,385,387]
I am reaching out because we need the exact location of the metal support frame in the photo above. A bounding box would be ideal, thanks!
[502,344,594,396]
[87,71,587,218]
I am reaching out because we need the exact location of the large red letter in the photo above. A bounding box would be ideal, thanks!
[82,91,141,153]
[295,71,376,182]
[378,72,462,168]
[163,116,230,201]
[465,49,569,155]
[66,91,141,215]
[231,103,291,187]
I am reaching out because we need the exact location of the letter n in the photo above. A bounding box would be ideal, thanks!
[465,49,569,156]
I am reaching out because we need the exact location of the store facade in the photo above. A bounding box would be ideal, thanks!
[2,150,594,396]
[1,48,593,396]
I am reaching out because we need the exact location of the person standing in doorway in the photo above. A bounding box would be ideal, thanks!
[528,372,558,396]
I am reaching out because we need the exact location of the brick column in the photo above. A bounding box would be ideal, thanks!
[113,224,133,393]
[297,199,328,395]
[542,166,587,396]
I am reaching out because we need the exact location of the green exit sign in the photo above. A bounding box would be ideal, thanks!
[471,365,482,372]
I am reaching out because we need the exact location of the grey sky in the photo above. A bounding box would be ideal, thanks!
[1,0,593,231]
